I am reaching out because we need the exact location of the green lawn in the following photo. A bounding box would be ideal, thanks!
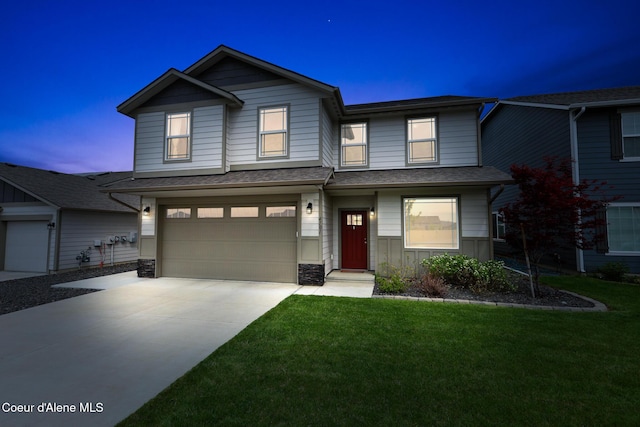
[119,277,640,426]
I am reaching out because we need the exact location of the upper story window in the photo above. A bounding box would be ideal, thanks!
[259,106,288,158]
[407,117,437,164]
[621,112,640,159]
[341,122,368,167]
[165,112,191,161]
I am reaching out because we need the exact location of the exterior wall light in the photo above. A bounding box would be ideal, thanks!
[370,207,375,217]
[143,206,151,216]
[306,202,313,214]
[47,222,56,230]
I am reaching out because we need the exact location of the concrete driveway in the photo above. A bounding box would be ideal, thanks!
[0,272,301,427]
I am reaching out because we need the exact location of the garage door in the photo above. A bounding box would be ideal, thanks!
[5,221,49,272]
[160,204,297,283]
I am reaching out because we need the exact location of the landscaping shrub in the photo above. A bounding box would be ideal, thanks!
[596,262,629,282]
[375,262,412,294]
[422,254,514,294]
[414,273,448,297]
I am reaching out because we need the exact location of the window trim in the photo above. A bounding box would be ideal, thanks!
[164,112,192,162]
[257,105,290,160]
[492,212,506,241]
[406,116,439,165]
[620,111,640,161]
[340,121,369,168]
[605,202,640,255]
[402,196,460,250]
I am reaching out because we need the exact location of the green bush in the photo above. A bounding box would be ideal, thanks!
[376,261,412,294]
[422,254,514,294]
[596,262,629,282]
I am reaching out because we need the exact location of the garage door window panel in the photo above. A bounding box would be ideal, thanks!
[266,206,296,217]
[231,207,259,218]
[166,208,191,219]
[197,207,224,218]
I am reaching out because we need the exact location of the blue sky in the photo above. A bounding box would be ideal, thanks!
[1,0,639,173]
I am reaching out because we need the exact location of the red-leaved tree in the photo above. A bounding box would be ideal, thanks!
[501,157,618,295]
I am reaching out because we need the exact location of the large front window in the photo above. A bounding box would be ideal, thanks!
[404,197,459,249]
[622,112,640,158]
[165,112,191,161]
[407,117,437,163]
[259,106,288,158]
[607,204,640,252]
[341,122,367,167]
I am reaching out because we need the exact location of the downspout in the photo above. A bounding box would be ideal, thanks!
[490,184,505,204]
[570,107,586,273]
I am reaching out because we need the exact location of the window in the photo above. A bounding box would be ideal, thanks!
[346,214,363,226]
[492,212,506,240]
[165,113,191,160]
[341,122,367,166]
[197,207,224,218]
[407,117,437,163]
[404,197,459,249]
[166,208,191,219]
[622,112,640,158]
[231,207,259,218]
[259,106,288,158]
[266,206,296,217]
[607,204,640,253]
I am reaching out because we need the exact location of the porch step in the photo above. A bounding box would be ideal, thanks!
[325,270,375,283]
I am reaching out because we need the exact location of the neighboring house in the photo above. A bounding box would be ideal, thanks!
[106,45,512,284]
[0,163,140,273]
[482,86,640,274]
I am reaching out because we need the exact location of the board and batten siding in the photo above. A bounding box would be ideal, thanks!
[226,83,323,166]
[57,211,138,271]
[335,110,480,170]
[134,106,224,174]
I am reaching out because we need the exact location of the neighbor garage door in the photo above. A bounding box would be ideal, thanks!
[160,203,297,283]
[5,221,49,272]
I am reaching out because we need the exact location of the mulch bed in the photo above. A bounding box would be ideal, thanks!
[373,269,595,308]
[0,263,137,316]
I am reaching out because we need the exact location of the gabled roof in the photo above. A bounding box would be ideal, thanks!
[504,86,640,109]
[185,45,340,96]
[0,163,139,213]
[117,68,244,117]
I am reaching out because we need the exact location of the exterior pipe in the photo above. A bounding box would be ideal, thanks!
[108,192,141,213]
[570,107,586,273]
[490,184,505,204]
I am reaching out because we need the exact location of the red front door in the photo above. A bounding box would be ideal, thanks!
[341,210,368,270]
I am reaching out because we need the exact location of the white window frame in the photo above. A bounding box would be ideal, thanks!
[606,203,640,255]
[407,117,438,164]
[165,112,191,161]
[492,212,506,241]
[340,122,368,167]
[621,111,640,161]
[403,197,460,250]
[258,106,288,158]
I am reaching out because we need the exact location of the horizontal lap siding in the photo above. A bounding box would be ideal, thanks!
[337,110,480,170]
[322,105,334,167]
[58,211,138,270]
[577,109,640,273]
[134,106,224,174]
[377,188,489,238]
[439,110,478,166]
[227,84,322,165]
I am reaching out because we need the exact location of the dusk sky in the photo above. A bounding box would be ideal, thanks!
[2,0,639,173]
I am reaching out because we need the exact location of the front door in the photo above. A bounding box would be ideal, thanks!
[341,210,368,270]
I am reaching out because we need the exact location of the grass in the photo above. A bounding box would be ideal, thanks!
[118,276,640,426]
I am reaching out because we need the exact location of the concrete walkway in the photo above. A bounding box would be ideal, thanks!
[0,273,302,427]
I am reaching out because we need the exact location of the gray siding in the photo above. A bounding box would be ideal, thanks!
[482,104,571,212]
[134,106,224,175]
[322,191,333,274]
[321,105,334,167]
[57,211,138,271]
[227,83,323,167]
[577,108,640,273]
[335,109,480,170]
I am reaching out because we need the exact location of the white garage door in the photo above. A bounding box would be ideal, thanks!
[161,204,297,283]
[5,221,49,272]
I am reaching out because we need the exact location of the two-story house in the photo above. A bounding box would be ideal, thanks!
[105,45,512,284]
[482,87,640,274]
